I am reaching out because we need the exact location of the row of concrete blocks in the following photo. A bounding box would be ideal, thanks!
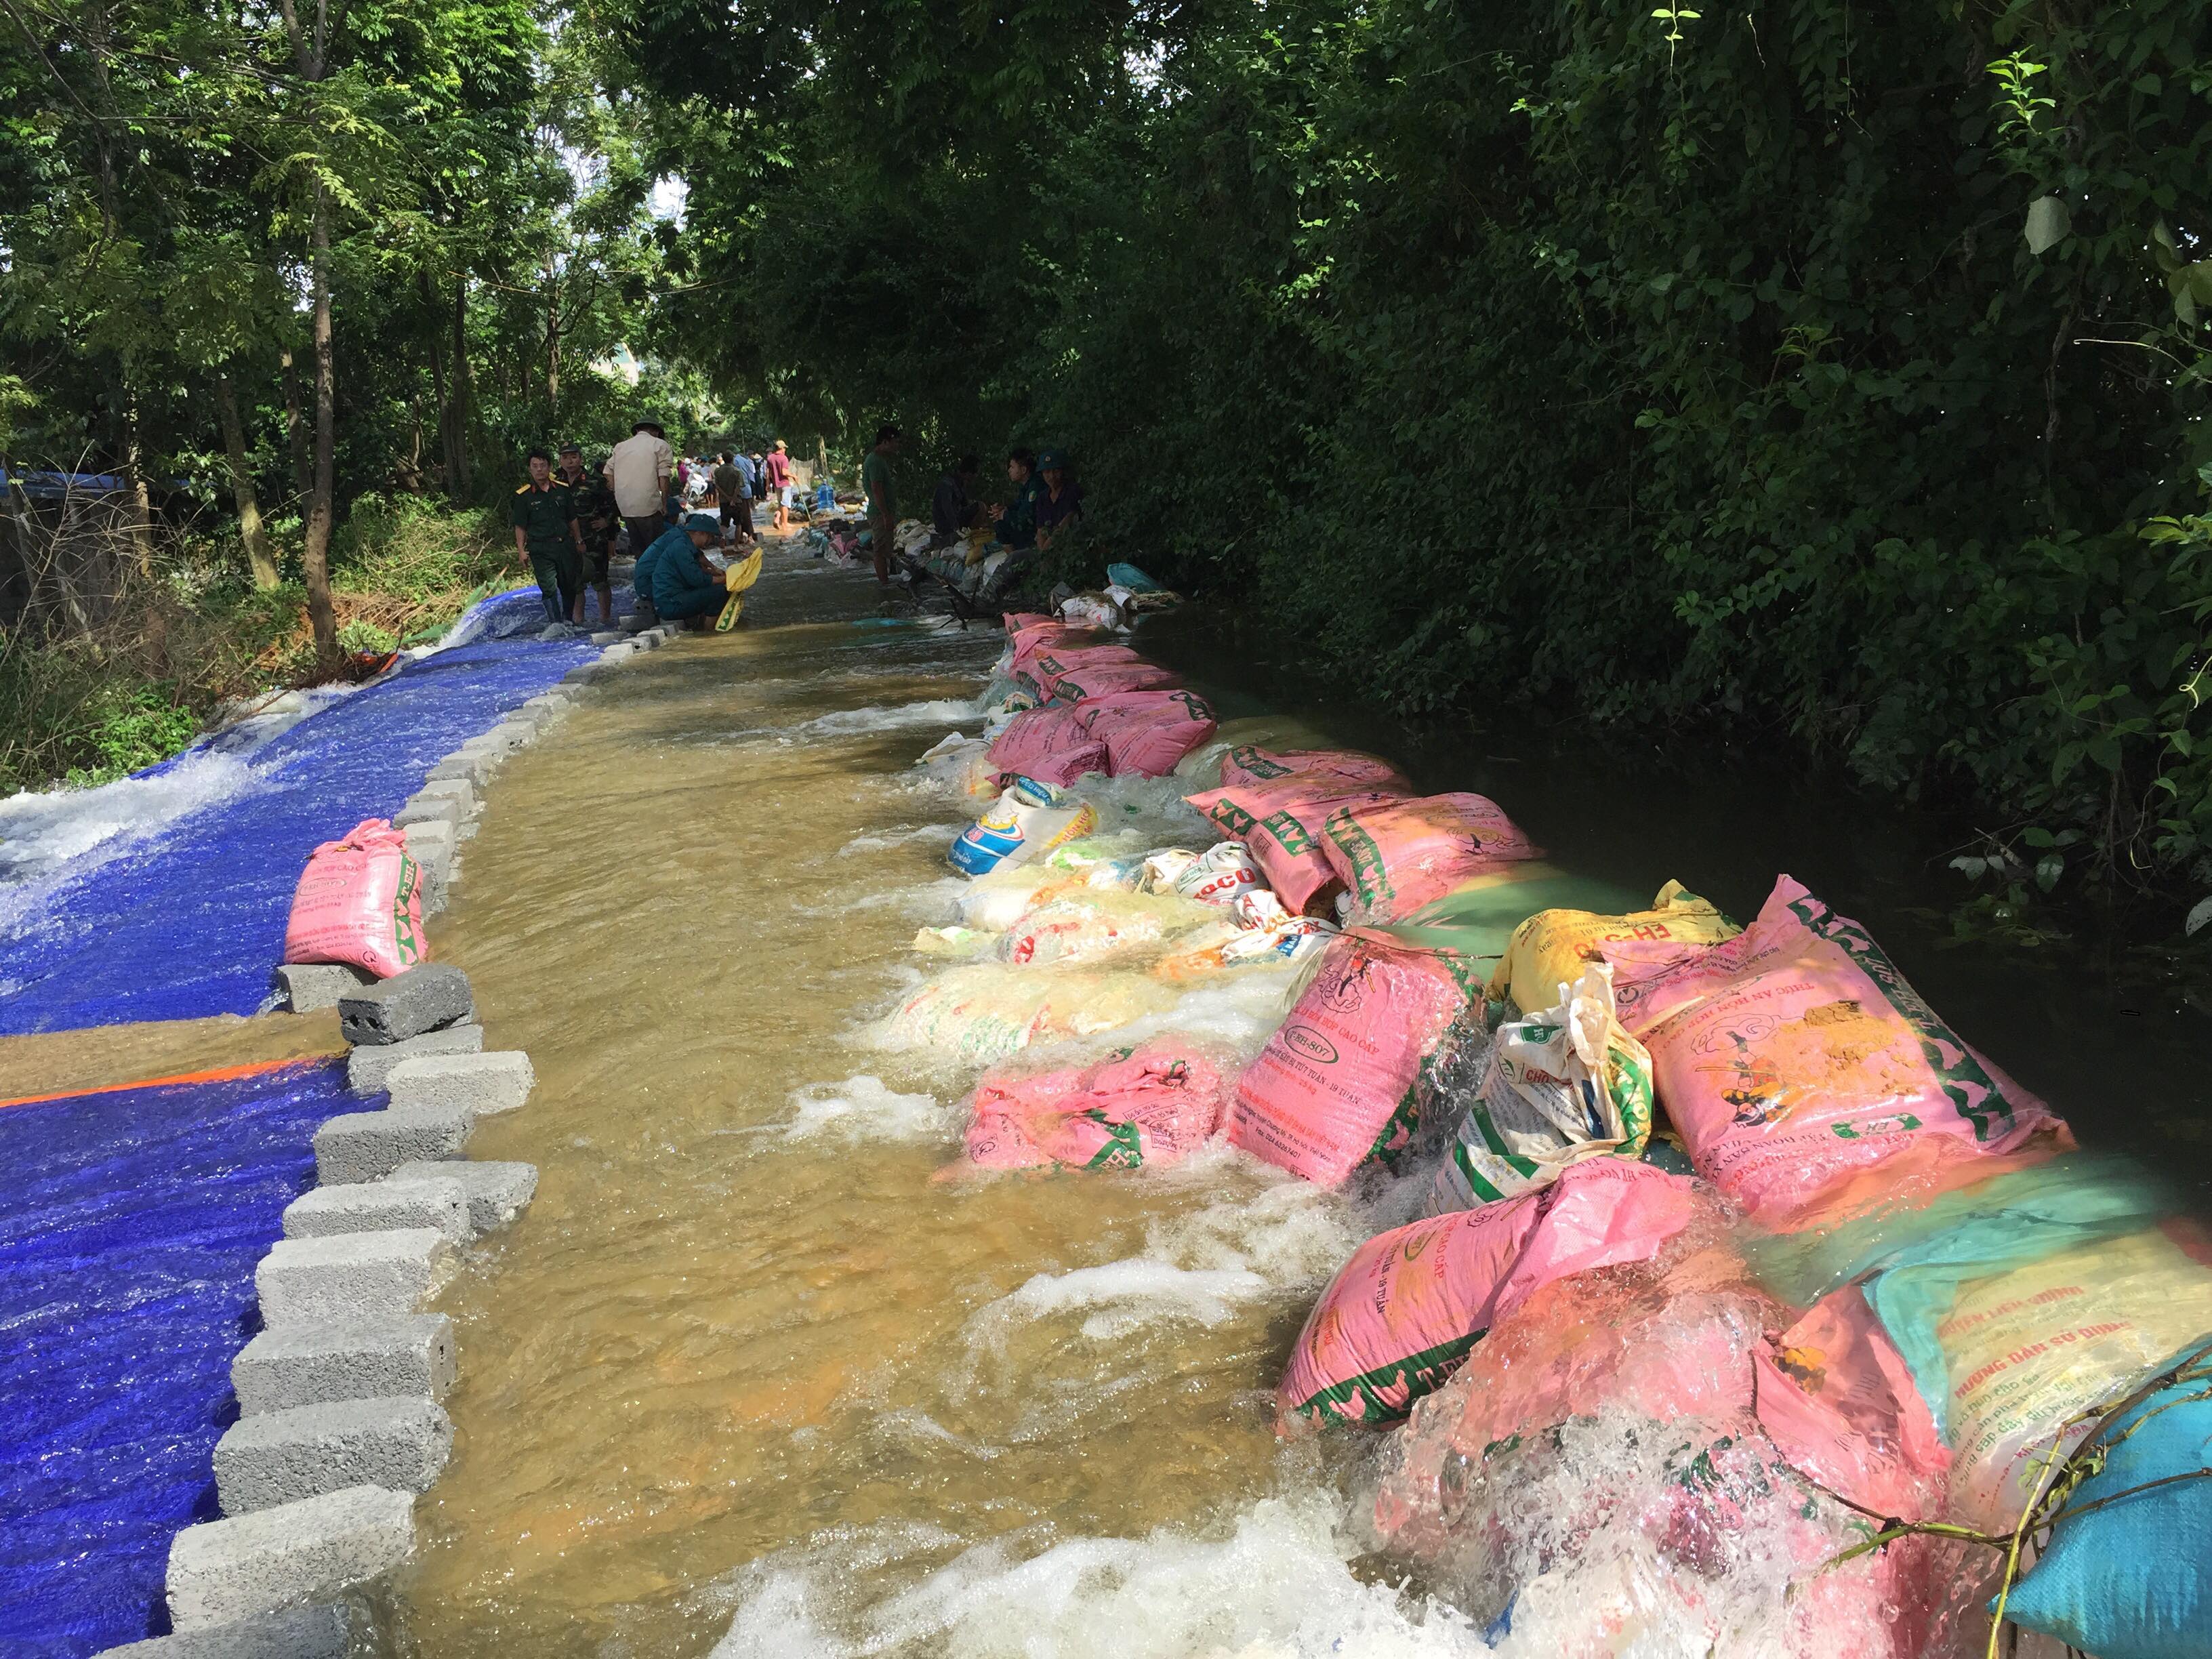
[111,627,685,1653]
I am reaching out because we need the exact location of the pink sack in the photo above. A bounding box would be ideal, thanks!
[1030,644,1145,699]
[987,705,1110,787]
[1006,623,1097,697]
[960,1038,1233,1172]
[1186,779,1410,914]
[1753,1285,1950,1521]
[1318,792,1541,922]
[1611,875,2067,1223]
[1219,745,1408,794]
[282,818,425,979]
[1227,932,1475,1185]
[1074,689,1218,778]
[1279,1161,1700,1426]
[1052,660,1181,701]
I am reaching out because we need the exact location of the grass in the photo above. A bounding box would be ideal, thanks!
[0,494,527,797]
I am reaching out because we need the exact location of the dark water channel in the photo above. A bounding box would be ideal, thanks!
[1141,604,2212,1204]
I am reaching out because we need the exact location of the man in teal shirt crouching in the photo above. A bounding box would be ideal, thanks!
[642,512,729,629]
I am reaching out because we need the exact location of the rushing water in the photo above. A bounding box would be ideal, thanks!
[394,543,2204,1656]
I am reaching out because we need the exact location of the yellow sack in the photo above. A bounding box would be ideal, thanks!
[1935,1226,2212,1529]
[715,546,765,632]
[1487,880,1739,1013]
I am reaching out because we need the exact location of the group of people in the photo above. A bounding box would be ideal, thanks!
[511,414,1091,623]
[509,420,804,632]
[928,447,1084,558]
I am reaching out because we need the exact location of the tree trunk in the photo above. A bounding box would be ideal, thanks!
[282,346,311,503]
[301,184,339,670]
[546,274,560,413]
[217,372,280,588]
[446,278,472,499]
[119,388,156,577]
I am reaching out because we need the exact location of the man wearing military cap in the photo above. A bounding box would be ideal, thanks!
[511,447,588,626]
[557,441,618,626]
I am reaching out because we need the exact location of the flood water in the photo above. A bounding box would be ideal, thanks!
[394,541,2206,1655]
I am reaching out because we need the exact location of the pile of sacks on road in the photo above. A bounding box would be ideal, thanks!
[891,611,2212,1659]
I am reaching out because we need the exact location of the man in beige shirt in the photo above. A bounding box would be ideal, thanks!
[605,419,674,554]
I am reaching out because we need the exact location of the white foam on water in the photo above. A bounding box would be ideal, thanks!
[709,1493,1486,1658]
[978,1258,1269,1341]
[840,823,962,857]
[792,698,985,739]
[785,1075,948,1142]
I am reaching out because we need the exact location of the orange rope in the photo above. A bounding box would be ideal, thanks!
[0,1054,333,1112]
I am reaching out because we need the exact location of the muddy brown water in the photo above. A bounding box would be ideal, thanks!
[401,556,1368,1655]
[392,546,2187,1655]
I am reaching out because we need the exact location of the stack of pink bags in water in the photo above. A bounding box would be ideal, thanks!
[985,614,1219,787]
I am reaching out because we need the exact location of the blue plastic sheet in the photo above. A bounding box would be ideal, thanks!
[0,1061,354,1656]
[0,591,597,1034]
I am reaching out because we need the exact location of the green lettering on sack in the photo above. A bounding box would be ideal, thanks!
[392,853,423,966]
[1293,1329,1486,1425]
[1232,745,1293,779]
[1324,806,1393,906]
[1262,808,1313,855]
[1210,799,1256,836]
[1082,1112,1146,1170]
[1786,892,2019,1142]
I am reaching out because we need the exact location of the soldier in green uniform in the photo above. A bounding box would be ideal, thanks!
[511,447,587,626]
[556,442,617,627]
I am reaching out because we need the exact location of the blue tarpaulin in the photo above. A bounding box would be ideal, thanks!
[0,1060,354,1656]
[0,590,598,1034]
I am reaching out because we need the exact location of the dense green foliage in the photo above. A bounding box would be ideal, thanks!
[613,0,2212,903]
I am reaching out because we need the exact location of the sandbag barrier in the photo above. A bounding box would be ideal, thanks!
[898,610,2212,1659]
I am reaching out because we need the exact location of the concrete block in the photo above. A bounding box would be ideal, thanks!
[283,1177,468,1243]
[392,794,463,833]
[347,1022,481,1093]
[98,1602,353,1657]
[388,1160,536,1236]
[256,1231,456,1328]
[413,776,475,810]
[523,689,573,713]
[560,663,600,687]
[165,1486,414,1631]
[213,1398,453,1515]
[312,1104,475,1185]
[464,724,529,756]
[425,752,492,787]
[338,964,472,1044]
[589,630,623,645]
[271,962,375,1015]
[232,1315,456,1416]
[386,1051,533,1117]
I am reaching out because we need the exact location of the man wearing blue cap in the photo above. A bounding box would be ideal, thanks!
[636,512,729,629]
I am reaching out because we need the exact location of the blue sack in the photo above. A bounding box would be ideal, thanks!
[1105,562,1161,592]
[2002,1350,2212,1658]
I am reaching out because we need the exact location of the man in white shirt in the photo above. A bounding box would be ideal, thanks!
[605,419,674,553]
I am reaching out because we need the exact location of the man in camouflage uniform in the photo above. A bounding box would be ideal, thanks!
[511,447,587,628]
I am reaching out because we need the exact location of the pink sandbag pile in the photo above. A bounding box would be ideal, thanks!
[1370,1222,1956,1659]
[987,687,1218,786]
[1610,874,2068,1223]
[283,817,426,979]
[1186,746,1411,915]
[1279,1160,1702,1425]
[1226,930,1478,1186]
[956,1036,1235,1173]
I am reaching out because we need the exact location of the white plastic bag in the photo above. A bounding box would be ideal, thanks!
[1429,963,1656,1211]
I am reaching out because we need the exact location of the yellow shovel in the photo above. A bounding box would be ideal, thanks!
[715,546,765,632]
